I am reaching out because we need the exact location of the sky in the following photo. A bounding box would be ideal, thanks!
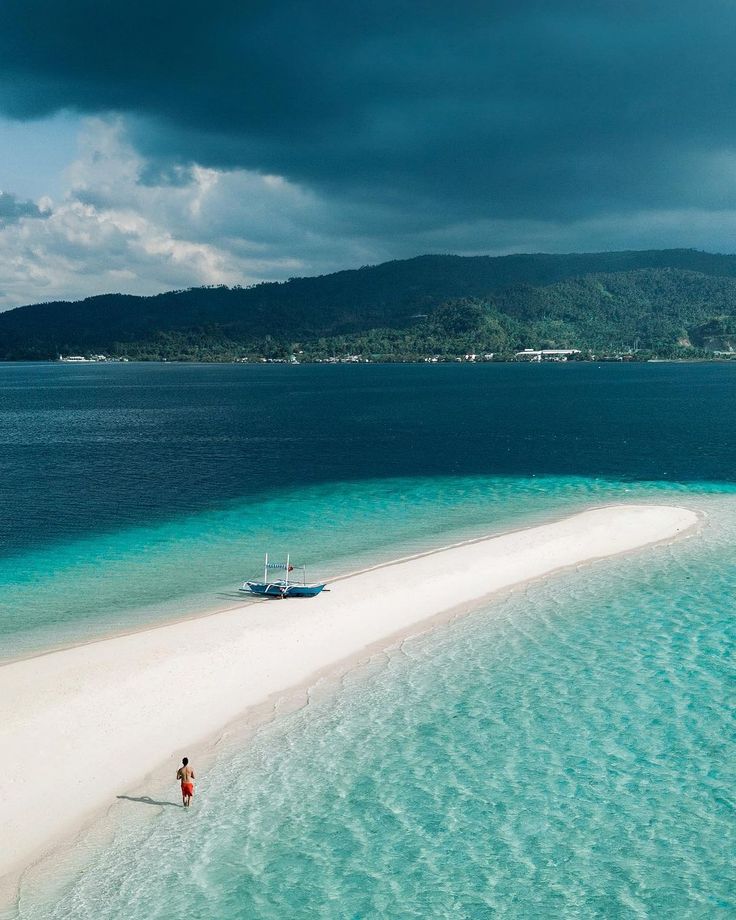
[1,0,736,308]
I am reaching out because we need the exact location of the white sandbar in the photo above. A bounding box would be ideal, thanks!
[0,504,698,888]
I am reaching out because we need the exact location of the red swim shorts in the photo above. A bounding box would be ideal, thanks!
[181,782,194,797]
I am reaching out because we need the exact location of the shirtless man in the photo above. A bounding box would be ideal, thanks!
[176,757,195,807]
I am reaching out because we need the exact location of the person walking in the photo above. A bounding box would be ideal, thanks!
[176,757,195,807]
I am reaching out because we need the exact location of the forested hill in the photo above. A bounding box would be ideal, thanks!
[3,249,736,360]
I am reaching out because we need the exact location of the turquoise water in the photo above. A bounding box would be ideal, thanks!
[14,490,735,918]
[2,473,725,661]
[3,364,736,917]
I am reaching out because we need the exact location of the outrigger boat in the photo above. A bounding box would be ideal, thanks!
[240,554,327,599]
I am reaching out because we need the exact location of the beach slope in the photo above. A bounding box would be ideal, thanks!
[0,504,698,889]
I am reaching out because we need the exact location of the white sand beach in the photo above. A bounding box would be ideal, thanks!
[0,504,698,892]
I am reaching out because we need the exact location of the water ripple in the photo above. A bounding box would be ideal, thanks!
[14,494,736,919]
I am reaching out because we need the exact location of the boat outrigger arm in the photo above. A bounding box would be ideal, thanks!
[240,553,328,598]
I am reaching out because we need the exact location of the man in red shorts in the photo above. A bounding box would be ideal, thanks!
[176,756,195,807]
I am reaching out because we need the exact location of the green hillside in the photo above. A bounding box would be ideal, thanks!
[2,250,736,360]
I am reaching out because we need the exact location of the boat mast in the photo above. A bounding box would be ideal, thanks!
[264,552,268,584]
[285,553,290,589]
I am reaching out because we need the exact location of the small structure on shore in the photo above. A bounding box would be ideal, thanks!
[515,348,581,362]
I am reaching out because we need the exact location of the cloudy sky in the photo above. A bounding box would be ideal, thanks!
[1,0,736,308]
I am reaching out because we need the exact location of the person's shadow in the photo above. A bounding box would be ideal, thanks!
[117,794,182,808]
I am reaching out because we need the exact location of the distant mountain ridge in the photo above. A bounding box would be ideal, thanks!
[2,249,736,360]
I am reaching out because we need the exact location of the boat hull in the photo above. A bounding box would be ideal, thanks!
[241,581,327,598]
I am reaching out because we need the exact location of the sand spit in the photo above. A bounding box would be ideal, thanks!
[0,504,698,891]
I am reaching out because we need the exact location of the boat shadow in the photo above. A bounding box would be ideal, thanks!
[117,795,183,808]
[215,591,271,603]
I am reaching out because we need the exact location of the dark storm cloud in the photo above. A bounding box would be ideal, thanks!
[1,0,735,225]
[0,191,44,224]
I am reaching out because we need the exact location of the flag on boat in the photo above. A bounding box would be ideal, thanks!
[265,562,294,571]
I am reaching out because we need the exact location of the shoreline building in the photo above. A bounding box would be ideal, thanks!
[515,349,581,362]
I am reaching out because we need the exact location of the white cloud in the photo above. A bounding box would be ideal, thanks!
[0,118,380,308]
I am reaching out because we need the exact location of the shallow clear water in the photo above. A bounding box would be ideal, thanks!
[2,473,725,660]
[14,494,735,919]
[3,363,735,917]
